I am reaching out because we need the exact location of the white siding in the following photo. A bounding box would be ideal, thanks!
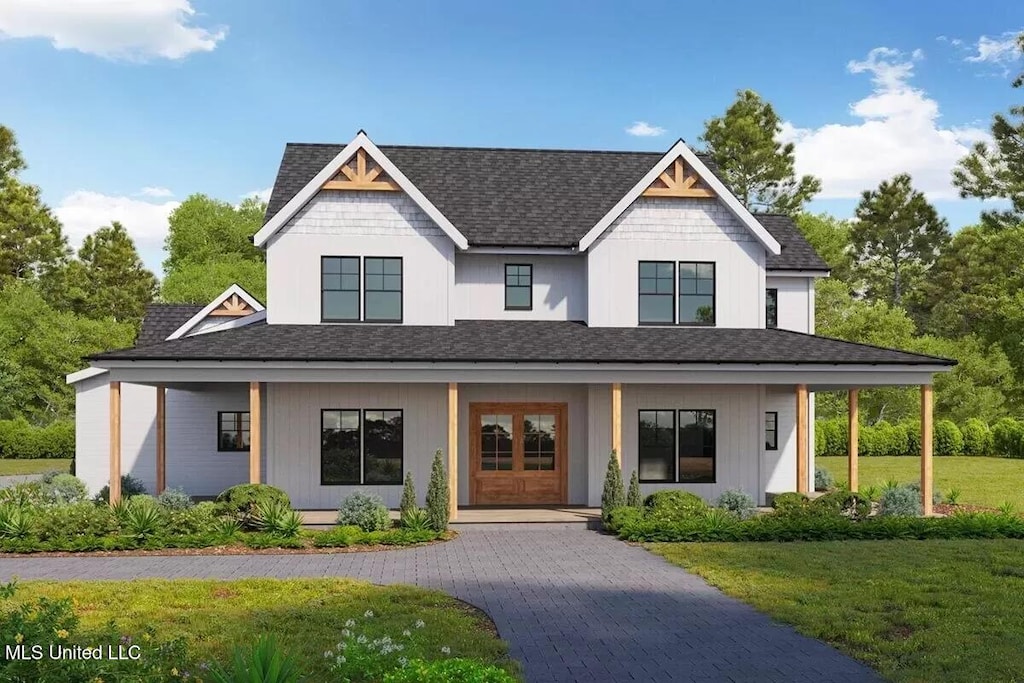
[266,383,448,509]
[266,191,455,325]
[74,380,254,497]
[454,254,587,321]
[767,276,815,333]
[586,384,763,505]
[762,387,797,494]
[587,198,765,327]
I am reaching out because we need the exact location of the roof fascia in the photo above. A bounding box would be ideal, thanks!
[766,269,831,278]
[66,366,108,385]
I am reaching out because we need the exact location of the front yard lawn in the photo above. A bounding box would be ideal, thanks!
[11,578,517,680]
[0,459,70,476]
[817,455,1024,509]
[653,539,1024,683]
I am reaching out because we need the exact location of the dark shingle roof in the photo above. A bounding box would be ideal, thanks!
[96,320,952,366]
[264,143,828,270]
[755,214,830,271]
[135,304,202,347]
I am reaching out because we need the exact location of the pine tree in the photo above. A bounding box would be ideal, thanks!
[627,470,642,508]
[425,449,450,532]
[601,451,625,524]
[399,471,417,523]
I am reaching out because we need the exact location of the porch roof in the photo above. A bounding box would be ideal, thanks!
[92,319,954,367]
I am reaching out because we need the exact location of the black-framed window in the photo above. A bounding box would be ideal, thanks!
[217,412,250,452]
[766,288,778,329]
[364,257,403,322]
[638,409,716,483]
[363,410,403,484]
[505,264,533,310]
[679,262,715,325]
[321,409,403,485]
[765,412,778,451]
[322,256,360,322]
[638,261,675,324]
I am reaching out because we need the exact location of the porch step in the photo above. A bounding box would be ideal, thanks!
[299,507,603,526]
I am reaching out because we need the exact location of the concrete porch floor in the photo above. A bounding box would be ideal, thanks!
[300,506,602,525]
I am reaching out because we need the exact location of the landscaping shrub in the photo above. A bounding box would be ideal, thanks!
[878,484,922,517]
[992,417,1023,457]
[45,474,88,505]
[337,491,391,532]
[605,506,643,534]
[95,473,148,503]
[812,490,871,521]
[425,449,450,532]
[814,466,835,491]
[716,489,756,519]
[770,492,809,512]
[961,418,993,456]
[400,471,417,523]
[933,419,964,456]
[0,504,34,539]
[254,500,304,537]
[643,489,707,516]
[383,659,516,683]
[627,470,642,508]
[30,502,117,540]
[600,452,625,524]
[164,502,219,536]
[0,418,75,459]
[904,420,922,456]
[400,507,431,532]
[0,482,52,508]
[215,483,290,530]
[121,498,166,538]
[157,486,193,510]
[209,633,301,683]
[815,418,848,457]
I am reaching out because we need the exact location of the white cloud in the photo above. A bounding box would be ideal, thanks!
[0,0,227,61]
[779,47,990,200]
[964,31,1022,72]
[138,186,174,198]
[625,121,666,137]
[55,190,179,253]
[241,187,272,203]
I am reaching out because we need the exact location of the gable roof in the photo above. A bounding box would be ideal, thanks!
[136,304,203,347]
[94,319,953,367]
[166,284,265,340]
[265,141,828,270]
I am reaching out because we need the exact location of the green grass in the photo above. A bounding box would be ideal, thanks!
[817,455,1024,508]
[652,539,1024,683]
[0,459,70,476]
[12,578,515,680]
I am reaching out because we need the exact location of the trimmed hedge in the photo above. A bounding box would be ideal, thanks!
[0,419,74,459]
[815,416,1024,458]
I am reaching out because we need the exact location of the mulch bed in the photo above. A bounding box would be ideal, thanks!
[933,503,1000,515]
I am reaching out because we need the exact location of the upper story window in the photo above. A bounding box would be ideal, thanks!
[639,261,716,325]
[321,256,402,323]
[505,264,533,310]
[638,261,675,324]
[364,257,403,322]
[766,288,778,329]
[679,262,715,325]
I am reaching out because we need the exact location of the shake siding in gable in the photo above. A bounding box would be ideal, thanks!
[587,198,766,328]
[265,191,456,325]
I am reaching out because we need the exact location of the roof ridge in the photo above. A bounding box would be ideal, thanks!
[283,141,709,157]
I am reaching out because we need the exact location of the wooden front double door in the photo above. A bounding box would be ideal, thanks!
[469,402,568,505]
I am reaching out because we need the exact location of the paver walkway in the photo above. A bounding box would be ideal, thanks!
[0,524,879,682]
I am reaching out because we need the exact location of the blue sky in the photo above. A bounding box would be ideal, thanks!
[0,1,1021,272]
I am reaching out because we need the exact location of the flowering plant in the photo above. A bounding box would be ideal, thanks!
[325,612,461,683]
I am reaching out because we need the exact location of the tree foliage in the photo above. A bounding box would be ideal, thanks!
[701,89,821,215]
[793,212,856,282]
[161,255,266,304]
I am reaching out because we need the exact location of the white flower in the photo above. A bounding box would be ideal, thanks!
[441,646,451,655]
[357,635,368,644]
[398,657,408,667]
[324,650,333,658]
[364,610,375,618]
[345,619,356,627]
[339,642,347,650]
[402,629,411,637]
[337,655,346,664]
[414,620,425,629]
[395,644,404,651]
[341,629,351,638]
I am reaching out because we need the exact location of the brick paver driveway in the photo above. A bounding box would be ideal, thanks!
[0,523,879,682]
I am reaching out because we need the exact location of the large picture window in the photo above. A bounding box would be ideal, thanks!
[505,264,533,310]
[364,257,403,322]
[679,262,715,325]
[638,261,675,324]
[766,288,778,329]
[321,409,404,485]
[322,256,360,322]
[217,412,250,452]
[638,409,716,483]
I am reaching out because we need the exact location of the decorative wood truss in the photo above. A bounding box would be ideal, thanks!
[642,157,717,199]
[209,293,257,317]
[321,148,400,192]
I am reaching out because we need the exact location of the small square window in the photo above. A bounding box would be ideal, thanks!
[218,412,250,452]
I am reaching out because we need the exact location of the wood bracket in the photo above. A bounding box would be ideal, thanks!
[321,148,400,192]
[642,157,716,198]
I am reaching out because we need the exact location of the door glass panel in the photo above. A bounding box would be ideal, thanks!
[480,414,513,470]
[523,414,556,471]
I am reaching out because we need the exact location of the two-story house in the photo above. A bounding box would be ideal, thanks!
[69,132,954,514]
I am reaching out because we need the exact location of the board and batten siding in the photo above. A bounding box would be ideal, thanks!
[265,382,448,509]
[74,378,257,497]
[454,254,587,321]
[587,197,766,328]
[586,384,762,505]
[458,384,589,505]
[766,276,815,333]
[265,191,456,325]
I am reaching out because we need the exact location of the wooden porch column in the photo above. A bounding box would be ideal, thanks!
[156,384,166,494]
[921,384,933,515]
[249,381,261,484]
[109,381,122,504]
[848,389,859,492]
[796,384,808,493]
[611,383,622,462]
[448,382,458,520]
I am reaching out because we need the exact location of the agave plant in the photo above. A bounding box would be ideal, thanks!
[0,504,34,539]
[254,501,303,537]
[122,501,165,538]
[208,634,302,683]
[400,507,432,532]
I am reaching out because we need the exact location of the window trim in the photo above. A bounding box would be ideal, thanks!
[765,411,778,451]
[504,263,533,311]
[320,255,361,323]
[361,408,404,485]
[678,261,716,327]
[766,288,778,329]
[638,260,677,326]
[637,409,677,483]
[217,411,250,453]
[362,256,404,323]
[320,408,362,485]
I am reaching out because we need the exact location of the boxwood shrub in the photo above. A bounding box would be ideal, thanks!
[0,419,75,459]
